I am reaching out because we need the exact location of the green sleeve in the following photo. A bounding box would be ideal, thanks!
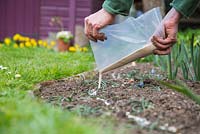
[102,0,132,16]
[171,0,200,17]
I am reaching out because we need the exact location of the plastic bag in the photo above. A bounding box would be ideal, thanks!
[90,7,162,73]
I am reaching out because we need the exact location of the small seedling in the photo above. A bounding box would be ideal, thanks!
[73,105,102,117]
[66,92,75,102]
[126,70,139,79]
[88,89,98,96]
[84,79,108,90]
[66,96,73,102]
[47,96,65,107]
[130,97,154,114]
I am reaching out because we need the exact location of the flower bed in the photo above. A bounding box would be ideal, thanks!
[0,34,89,53]
[34,63,200,134]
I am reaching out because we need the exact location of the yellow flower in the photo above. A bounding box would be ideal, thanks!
[0,43,3,48]
[38,40,43,45]
[25,42,32,47]
[75,44,80,49]
[82,47,88,52]
[42,41,47,47]
[19,36,25,41]
[13,43,18,48]
[32,43,37,48]
[19,43,25,48]
[69,46,76,52]
[25,37,30,42]
[4,38,11,45]
[30,39,36,44]
[30,38,37,47]
[50,41,56,46]
[13,34,21,41]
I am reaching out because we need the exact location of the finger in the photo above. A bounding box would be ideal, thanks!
[84,17,95,42]
[87,22,97,42]
[153,47,171,55]
[87,22,93,36]
[152,39,172,50]
[98,33,107,41]
[92,24,106,41]
[153,36,176,45]
[88,35,97,42]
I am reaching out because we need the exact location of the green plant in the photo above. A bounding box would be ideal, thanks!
[130,97,154,114]
[167,53,173,80]
[56,31,73,43]
[154,30,200,81]
[74,105,102,117]
[191,34,200,80]
[136,55,154,63]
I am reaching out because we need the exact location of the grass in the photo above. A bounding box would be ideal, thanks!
[0,46,110,134]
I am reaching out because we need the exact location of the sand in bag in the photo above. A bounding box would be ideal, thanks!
[98,73,102,89]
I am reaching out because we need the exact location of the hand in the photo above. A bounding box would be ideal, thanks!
[152,8,181,55]
[84,8,115,42]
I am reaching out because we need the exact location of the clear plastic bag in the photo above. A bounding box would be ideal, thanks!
[90,7,162,73]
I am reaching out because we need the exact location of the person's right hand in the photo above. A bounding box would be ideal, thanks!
[151,8,181,55]
[84,8,115,42]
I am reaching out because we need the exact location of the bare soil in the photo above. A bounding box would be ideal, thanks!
[34,63,200,134]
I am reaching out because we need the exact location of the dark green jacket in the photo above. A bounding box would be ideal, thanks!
[103,0,200,17]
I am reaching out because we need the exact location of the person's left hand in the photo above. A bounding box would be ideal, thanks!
[151,8,181,55]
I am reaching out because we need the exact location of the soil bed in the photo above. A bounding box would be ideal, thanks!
[34,63,200,134]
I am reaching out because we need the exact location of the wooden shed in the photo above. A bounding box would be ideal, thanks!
[0,0,104,40]
[1,0,199,41]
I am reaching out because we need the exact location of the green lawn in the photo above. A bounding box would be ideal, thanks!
[0,47,108,134]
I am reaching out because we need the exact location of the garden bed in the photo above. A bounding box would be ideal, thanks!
[34,63,200,134]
